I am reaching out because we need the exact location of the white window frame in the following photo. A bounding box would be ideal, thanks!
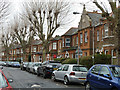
[85,32,88,43]
[33,47,37,52]
[105,28,108,37]
[21,49,23,54]
[62,39,64,47]
[65,38,70,47]
[97,30,99,41]
[53,42,57,50]
[80,33,83,43]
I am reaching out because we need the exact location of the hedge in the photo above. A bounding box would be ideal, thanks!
[54,58,66,62]
[62,58,77,64]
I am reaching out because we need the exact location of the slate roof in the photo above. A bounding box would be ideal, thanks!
[50,36,62,41]
[62,27,78,36]
[87,12,102,26]
[31,40,42,45]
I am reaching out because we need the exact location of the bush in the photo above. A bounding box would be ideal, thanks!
[79,56,93,69]
[79,54,111,69]
[62,58,77,64]
[54,58,66,63]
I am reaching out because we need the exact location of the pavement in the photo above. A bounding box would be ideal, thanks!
[2,66,85,90]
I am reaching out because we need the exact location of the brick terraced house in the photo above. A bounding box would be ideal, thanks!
[1,6,116,62]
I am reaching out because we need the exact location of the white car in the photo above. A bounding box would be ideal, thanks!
[30,62,42,74]
[52,64,88,85]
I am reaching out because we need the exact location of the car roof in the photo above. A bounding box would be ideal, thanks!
[95,64,120,67]
[63,64,85,66]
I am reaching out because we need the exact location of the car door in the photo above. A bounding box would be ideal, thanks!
[55,66,64,80]
[60,65,69,80]
[98,66,112,89]
[88,65,101,88]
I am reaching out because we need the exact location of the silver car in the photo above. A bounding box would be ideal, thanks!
[30,62,42,74]
[52,64,88,85]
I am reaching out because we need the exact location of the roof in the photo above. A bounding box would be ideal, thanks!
[87,12,102,26]
[95,64,120,67]
[62,27,78,36]
[50,35,62,41]
[31,40,42,45]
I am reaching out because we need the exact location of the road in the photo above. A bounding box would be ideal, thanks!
[2,67,85,90]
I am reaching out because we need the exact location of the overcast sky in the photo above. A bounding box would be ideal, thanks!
[4,0,112,37]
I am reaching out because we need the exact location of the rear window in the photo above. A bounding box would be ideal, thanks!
[73,66,88,72]
[0,73,8,88]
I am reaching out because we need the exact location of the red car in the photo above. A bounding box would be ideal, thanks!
[0,69,13,90]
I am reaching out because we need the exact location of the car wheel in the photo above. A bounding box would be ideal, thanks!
[64,76,69,85]
[85,82,91,90]
[43,71,46,79]
[51,74,56,81]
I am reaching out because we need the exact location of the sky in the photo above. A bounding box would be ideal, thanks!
[3,0,111,37]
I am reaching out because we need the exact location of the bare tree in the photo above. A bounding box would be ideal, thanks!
[0,0,10,22]
[22,0,70,62]
[93,0,120,65]
[11,18,35,62]
[1,30,15,61]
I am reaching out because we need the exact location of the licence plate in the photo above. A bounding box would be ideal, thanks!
[53,68,57,70]
[78,78,86,80]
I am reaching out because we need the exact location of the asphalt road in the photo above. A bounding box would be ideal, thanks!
[2,67,85,90]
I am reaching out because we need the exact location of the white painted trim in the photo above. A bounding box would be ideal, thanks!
[103,36,114,39]
[103,44,114,47]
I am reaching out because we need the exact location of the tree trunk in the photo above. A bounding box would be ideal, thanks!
[42,49,46,62]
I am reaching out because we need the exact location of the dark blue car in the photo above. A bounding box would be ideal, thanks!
[85,64,120,90]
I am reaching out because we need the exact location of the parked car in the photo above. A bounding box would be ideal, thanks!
[0,61,6,66]
[11,62,20,67]
[52,64,88,85]
[0,69,13,89]
[20,62,28,70]
[6,61,12,67]
[37,61,62,78]
[85,64,120,90]
[26,62,34,72]
[30,62,42,74]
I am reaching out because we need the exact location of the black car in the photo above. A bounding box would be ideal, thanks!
[37,61,61,78]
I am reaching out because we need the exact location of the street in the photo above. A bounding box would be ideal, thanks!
[2,67,85,90]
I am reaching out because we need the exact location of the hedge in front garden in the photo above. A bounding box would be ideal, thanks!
[54,58,66,62]
[62,58,77,64]
[80,54,111,69]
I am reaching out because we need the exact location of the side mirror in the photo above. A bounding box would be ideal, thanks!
[8,79,13,83]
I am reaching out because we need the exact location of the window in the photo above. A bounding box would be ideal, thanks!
[84,52,87,56]
[33,47,36,52]
[17,49,19,54]
[85,32,88,43]
[53,42,57,50]
[65,38,70,47]
[73,66,88,72]
[62,39,64,47]
[14,50,16,54]
[97,30,99,41]
[75,54,78,59]
[21,49,23,53]
[0,73,8,88]
[91,66,101,75]
[105,28,108,37]
[105,50,108,55]
[99,67,110,78]
[80,33,83,43]
[63,65,69,71]
[110,66,120,77]
[76,37,78,45]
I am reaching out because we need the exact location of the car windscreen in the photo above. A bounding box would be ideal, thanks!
[110,66,120,77]
[73,66,88,72]
[0,72,8,88]
[49,63,61,68]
